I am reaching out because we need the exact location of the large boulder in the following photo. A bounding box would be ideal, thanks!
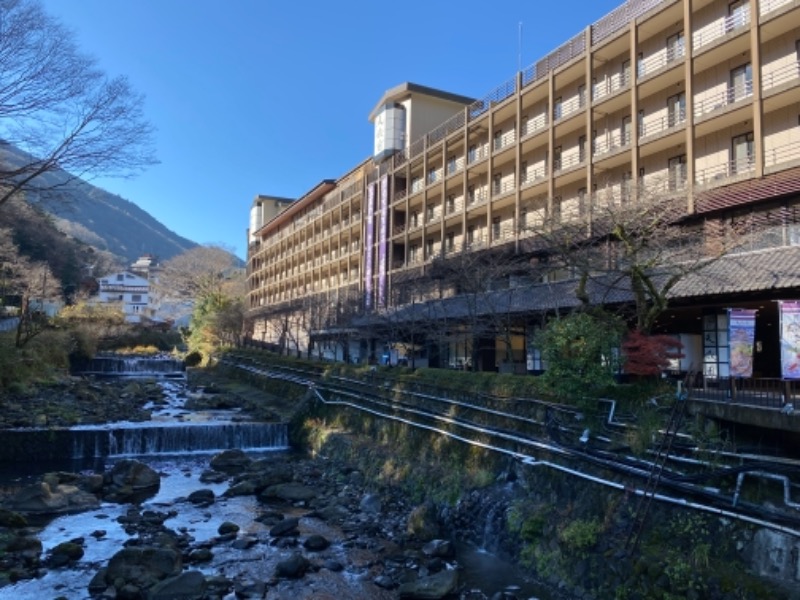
[259,482,317,504]
[398,569,458,599]
[4,480,99,515]
[148,570,207,600]
[104,459,160,502]
[209,449,251,474]
[103,546,182,591]
[275,552,310,579]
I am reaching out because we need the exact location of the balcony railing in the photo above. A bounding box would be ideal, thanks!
[636,44,684,79]
[520,165,548,188]
[692,7,750,51]
[695,156,755,186]
[765,139,800,169]
[410,178,424,194]
[553,151,583,174]
[427,168,443,185]
[694,81,753,117]
[762,61,800,92]
[446,156,466,176]
[553,93,586,122]
[593,71,631,102]
[467,188,489,206]
[491,224,516,244]
[640,108,686,138]
[493,129,517,152]
[467,144,489,165]
[760,0,794,16]
[593,130,631,157]
[492,178,516,197]
[445,197,465,215]
[521,113,548,137]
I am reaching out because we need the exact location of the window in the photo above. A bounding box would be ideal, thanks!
[730,63,752,102]
[427,204,434,220]
[492,217,501,239]
[578,188,587,215]
[493,173,503,194]
[579,135,587,162]
[668,155,687,190]
[411,211,419,227]
[520,207,528,229]
[468,145,477,163]
[667,92,686,127]
[447,155,457,174]
[520,160,528,184]
[494,129,503,150]
[621,59,631,85]
[446,231,455,252]
[728,0,748,31]
[116,274,124,281]
[621,171,632,202]
[446,194,455,213]
[554,97,563,120]
[638,110,645,137]
[553,146,562,171]
[731,132,754,174]
[428,168,438,184]
[467,225,475,244]
[621,116,632,145]
[578,84,586,108]
[409,244,419,262]
[666,32,684,62]
[425,238,435,259]
[468,184,476,203]
[132,294,142,302]
[637,52,645,77]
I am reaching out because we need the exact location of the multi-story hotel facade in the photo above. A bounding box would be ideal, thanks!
[247,0,800,377]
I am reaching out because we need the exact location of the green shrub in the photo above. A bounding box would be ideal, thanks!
[559,517,603,551]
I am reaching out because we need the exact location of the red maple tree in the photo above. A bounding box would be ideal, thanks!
[621,329,684,377]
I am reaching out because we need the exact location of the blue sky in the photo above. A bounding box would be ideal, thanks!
[42,0,621,260]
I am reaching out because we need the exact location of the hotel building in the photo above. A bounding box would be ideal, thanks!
[247,0,800,376]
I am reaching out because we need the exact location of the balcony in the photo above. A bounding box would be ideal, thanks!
[521,113,548,138]
[467,188,489,207]
[493,129,517,153]
[427,168,443,185]
[593,71,631,103]
[553,151,584,175]
[694,81,753,118]
[636,44,684,79]
[491,224,516,245]
[760,0,795,16]
[492,178,516,198]
[765,139,800,172]
[446,156,466,177]
[467,143,490,165]
[553,93,586,123]
[444,196,465,216]
[762,61,800,94]
[640,108,686,139]
[692,8,750,52]
[695,156,755,187]
[520,165,548,189]
[593,130,631,158]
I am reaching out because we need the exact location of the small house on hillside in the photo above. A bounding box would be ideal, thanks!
[97,271,151,323]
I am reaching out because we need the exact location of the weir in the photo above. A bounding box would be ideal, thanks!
[76,356,186,377]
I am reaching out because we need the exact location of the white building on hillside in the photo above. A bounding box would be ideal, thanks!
[97,271,151,323]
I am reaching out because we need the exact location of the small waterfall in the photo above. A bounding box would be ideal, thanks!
[75,356,185,377]
[70,423,289,459]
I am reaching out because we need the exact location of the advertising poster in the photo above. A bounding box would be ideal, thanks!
[780,301,800,379]
[728,308,756,378]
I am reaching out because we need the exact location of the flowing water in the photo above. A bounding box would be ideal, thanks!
[1,358,553,599]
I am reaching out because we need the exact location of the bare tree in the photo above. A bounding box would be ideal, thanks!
[524,180,742,333]
[156,245,243,307]
[0,0,156,208]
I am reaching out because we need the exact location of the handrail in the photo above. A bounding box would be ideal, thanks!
[695,81,753,117]
[692,6,750,51]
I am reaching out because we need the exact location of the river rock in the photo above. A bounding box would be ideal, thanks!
[275,552,310,578]
[148,570,207,599]
[269,517,299,537]
[398,568,458,599]
[209,449,251,473]
[104,459,160,503]
[303,534,330,551]
[217,521,240,535]
[47,539,85,567]
[260,482,317,504]
[407,501,441,541]
[0,508,28,527]
[187,488,215,505]
[4,480,100,515]
[103,546,182,591]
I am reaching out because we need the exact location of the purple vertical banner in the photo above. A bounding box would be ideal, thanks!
[728,308,756,378]
[780,300,800,379]
[364,183,375,310]
[377,175,389,308]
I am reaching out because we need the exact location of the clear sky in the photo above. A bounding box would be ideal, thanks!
[42,0,622,260]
